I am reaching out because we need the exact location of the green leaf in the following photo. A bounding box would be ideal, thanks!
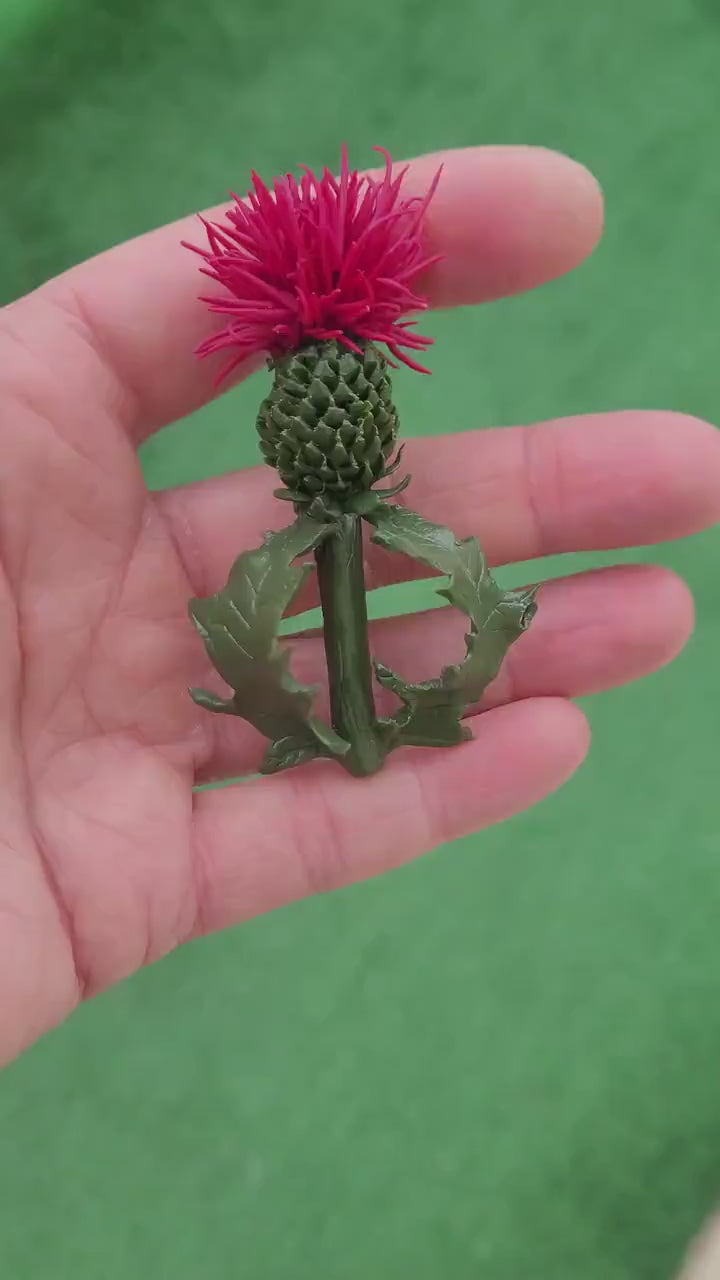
[189,514,350,773]
[368,505,538,749]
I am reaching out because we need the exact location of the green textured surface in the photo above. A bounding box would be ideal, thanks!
[1,1,720,1276]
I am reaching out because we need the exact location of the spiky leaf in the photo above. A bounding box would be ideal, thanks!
[368,506,538,749]
[189,515,349,773]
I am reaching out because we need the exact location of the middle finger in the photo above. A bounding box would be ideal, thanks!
[158,409,720,611]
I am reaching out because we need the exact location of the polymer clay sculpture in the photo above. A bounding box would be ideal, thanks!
[185,148,537,776]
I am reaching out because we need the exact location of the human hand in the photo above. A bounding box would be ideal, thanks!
[1,145,718,1068]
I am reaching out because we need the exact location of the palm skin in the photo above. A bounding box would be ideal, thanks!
[1,144,719,1069]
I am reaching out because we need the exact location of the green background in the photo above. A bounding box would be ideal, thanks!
[1,0,720,1276]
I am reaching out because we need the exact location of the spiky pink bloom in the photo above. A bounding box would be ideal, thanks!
[184,147,442,381]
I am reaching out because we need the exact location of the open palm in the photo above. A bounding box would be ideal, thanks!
[1,145,718,1068]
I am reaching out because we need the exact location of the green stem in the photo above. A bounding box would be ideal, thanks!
[315,514,385,777]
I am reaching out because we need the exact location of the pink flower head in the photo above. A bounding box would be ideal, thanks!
[183,146,442,382]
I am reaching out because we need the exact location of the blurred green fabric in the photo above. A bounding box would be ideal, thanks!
[1,1,720,1276]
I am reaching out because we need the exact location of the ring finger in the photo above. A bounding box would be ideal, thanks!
[197,561,693,781]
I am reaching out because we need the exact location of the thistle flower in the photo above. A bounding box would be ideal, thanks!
[186,150,536,781]
[186,148,441,504]
[185,146,442,382]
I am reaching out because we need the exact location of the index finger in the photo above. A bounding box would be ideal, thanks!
[34,145,603,442]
